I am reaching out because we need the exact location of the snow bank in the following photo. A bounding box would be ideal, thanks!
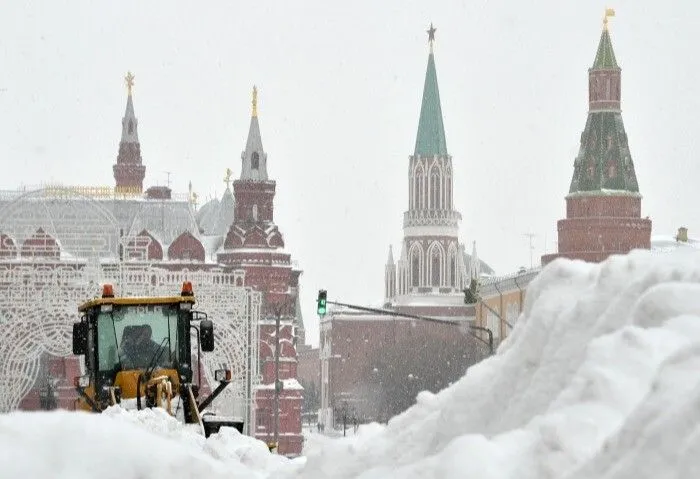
[279,248,700,478]
[0,406,288,479]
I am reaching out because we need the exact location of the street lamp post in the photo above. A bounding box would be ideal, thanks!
[271,298,294,452]
[342,401,348,437]
[273,308,281,450]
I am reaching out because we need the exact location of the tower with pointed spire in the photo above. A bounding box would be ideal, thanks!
[542,12,651,265]
[380,25,493,315]
[319,25,494,437]
[383,245,396,305]
[383,24,490,311]
[217,86,304,456]
[113,72,146,194]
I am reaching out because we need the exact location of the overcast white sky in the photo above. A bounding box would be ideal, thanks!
[1,0,698,347]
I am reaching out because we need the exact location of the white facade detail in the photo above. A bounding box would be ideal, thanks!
[391,153,467,300]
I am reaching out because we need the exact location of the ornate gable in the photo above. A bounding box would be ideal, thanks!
[21,228,60,259]
[168,231,205,262]
[242,226,267,248]
[125,229,163,261]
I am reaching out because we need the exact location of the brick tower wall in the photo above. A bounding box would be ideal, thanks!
[542,195,651,266]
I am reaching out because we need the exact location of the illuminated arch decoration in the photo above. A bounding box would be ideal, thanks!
[0,189,260,432]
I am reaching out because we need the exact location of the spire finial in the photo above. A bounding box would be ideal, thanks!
[125,71,135,96]
[603,7,615,31]
[224,168,233,190]
[252,85,258,118]
[427,23,436,53]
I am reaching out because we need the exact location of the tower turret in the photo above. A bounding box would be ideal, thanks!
[240,86,268,181]
[230,86,276,225]
[469,241,480,281]
[384,245,396,304]
[588,16,621,111]
[542,10,651,266]
[113,72,146,194]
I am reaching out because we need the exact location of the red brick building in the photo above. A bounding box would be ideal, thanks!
[216,87,304,456]
[542,19,651,265]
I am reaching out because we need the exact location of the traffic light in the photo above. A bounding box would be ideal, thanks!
[317,289,327,316]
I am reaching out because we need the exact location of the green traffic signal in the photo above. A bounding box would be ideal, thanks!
[317,289,327,316]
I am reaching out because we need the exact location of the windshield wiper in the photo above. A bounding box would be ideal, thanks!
[145,337,170,378]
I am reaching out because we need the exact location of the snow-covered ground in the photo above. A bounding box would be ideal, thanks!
[4,248,700,478]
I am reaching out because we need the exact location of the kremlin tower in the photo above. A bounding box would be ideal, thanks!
[384,24,487,314]
[542,11,651,265]
[217,87,304,456]
[113,72,146,194]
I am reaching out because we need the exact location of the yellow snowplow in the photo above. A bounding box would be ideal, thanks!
[71,281,242,437]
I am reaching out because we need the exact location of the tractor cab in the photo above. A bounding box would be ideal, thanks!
[72,281,243,436]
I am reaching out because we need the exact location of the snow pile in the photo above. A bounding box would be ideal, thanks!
[0,406,289,479]
[280,248,700,478]
[5,248,700,478]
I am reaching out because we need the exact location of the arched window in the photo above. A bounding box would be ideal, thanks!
[252,204,258,221]
[448,251,457,287]
[128,120,134,135]
[445,169,452,210]
[411,251,420,287]
[419,174,424,209]
[430,169,441,209]
[431,248,441,286]
[251,152,260,170]
[414,165,424,210]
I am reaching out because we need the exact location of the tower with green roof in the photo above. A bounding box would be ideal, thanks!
[384,25,489,308]
[542,11,651,266]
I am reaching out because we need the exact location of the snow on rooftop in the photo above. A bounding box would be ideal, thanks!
[651,234,700,253]
[6,248,700,477]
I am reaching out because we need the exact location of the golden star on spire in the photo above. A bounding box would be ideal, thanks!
[603,7,615,30]
[125,71,135,96]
